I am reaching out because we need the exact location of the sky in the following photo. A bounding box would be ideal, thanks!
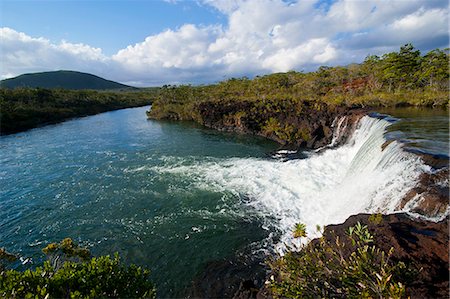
[1,0,449,86]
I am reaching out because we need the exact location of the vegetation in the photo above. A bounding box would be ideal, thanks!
[0,70,135,90]
[148,44,448,146]
[0,87,158,134]
[293,223,307,238]
[268,222,408,298]
[0,239,156,299]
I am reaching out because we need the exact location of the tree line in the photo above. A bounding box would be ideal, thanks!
[0,88,157,134]
[150,44,449,122]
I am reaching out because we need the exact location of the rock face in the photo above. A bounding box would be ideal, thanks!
[400,167,449,218]
[196,100,366,149]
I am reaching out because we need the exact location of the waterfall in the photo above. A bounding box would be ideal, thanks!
[330,115,349,147]
[152,115,440,253]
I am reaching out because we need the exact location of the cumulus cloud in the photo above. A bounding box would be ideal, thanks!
[1,0,448,85]
[0,27,110,79]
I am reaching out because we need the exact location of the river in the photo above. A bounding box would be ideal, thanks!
[0,106,448,297]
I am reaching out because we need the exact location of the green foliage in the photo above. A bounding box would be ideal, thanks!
[0,88,156,134]
[43,238,90,259]
[293,223,307,238]
[0,240,156,299]
[42,238,91,271]
[0,254,156,299]
[368,213,383,225]
[263,117,282,135]
[269,223,407,298]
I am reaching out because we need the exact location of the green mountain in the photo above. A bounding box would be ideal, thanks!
[0,70,136,90]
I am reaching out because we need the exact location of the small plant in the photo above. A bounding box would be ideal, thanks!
[270,223,407,298]
[42,238,91,270]
[369,213,383,225]
[315,224,322,232]
[347,221,374,245]
[293,223,307,238]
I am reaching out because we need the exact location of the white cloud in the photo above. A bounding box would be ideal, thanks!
[1,0,448,86]
[0,27,109,78]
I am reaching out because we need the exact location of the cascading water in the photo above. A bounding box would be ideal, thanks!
[154,115,434,253]
[329,115,349,147]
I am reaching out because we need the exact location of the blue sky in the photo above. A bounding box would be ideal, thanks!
[1,0,225,55]
[1,0,449,86]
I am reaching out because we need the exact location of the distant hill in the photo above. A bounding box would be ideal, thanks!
[0,70,136,90]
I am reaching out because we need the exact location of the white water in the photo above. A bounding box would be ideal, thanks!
[147,116,434,253]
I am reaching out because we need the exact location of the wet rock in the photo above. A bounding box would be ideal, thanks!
[417,152,449,170]
[400,167,449,218]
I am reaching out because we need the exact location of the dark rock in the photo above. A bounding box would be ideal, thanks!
[417,152,449,170]
[258,213,449,299]
[196,99,367,150]
[233,280,259,299]
[400,167,449,218]
[324,213,449,299]
[187,255,267,299]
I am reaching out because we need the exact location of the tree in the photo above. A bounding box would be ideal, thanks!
[417,48,449,89]
[381,44,421,91]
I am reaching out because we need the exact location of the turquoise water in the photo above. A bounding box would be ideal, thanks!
[0,106,278,296]
[0,106,448,297]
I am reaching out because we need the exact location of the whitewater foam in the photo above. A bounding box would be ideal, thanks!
[148,116,434,253]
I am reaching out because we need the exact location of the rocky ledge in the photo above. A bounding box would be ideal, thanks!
[253,213,449,299]
[323,213,449,299]
[196,100,366,149]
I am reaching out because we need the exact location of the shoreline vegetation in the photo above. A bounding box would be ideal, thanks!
[0,88,158,135]
[148,44,448,147]
[0,239,156,298]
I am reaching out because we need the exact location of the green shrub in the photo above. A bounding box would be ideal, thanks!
[293,223,307,238]
[0,240,156,299]
[269,222,407,298]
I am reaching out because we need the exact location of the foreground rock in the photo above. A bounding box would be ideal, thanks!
[252,213,449,299]
[187,256,266,299]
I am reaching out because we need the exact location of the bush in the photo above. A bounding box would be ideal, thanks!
[0,240,156,298]
[269,222,407,298]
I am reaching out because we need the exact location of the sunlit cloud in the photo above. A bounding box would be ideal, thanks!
[1,0,448,86]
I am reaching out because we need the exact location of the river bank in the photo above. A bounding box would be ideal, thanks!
[0,88,155,135]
